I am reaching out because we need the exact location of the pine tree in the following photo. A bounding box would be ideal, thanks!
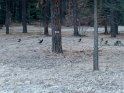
[5,0,11,34]
[93,0,99,70]
[43,0,50,35]
[22,0,27,33]
[51,0,63,53]
[0,0,5,28]
[72,0,79,36]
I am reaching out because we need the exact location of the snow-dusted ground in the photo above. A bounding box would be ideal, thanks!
[0,26,124,93]
[1,25,124,32]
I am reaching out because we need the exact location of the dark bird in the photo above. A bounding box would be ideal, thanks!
[39,39,43,44]
[114,41,124,46]
[105,40,108,45]
[17,39,21,42]
[104,40,110,46]
[100,38,104,46]
[78,38,82,42]
[100,38,103,42]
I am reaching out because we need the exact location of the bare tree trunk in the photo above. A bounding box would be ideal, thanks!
[43,0,49,35]
[93,0,99,70]
[115,23,118,34]
[110,11,116,37]
[5,0,10,34]
[65,0,73,27]
[0,0,5,29]
[51,0,63,53]
[44,20,49,35]
[104,15,108,34]
[0,24,2,29]
[72,0,79,36]
[110,0,116,37]
[60,0,67,25]
[22,0,27,33]
[115,11,119,35]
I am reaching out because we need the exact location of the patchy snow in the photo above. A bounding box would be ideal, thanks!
[0,26,124,93]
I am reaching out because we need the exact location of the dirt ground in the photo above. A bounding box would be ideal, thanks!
[0,26,124,93]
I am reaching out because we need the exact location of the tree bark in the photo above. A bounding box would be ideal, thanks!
[104,15,108,34]
[72,0,79,36]
[115,23,118,34]
[43,0,49,35]
[5,0,10,34]
[44,20,49,35]
[51,0,63,53]
[60,0,67,25]
[115,11,119,35]
[0,0,5,29]
[110,0,117,37]
[110,11,116,37]
[93,0,99,70]
[22,0,27,33]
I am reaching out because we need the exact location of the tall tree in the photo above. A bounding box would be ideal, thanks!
[115,11,119,35]
[5,0,11,34]
[110,0,117,37]
[60,0,67,25]
[104,14,108,34]
[22,0,27,33]
[43,0,50,35]
[72,0,79,36]
[51,0,63,53]
[0,0,5,29]
[93,0,99,70]
[110,11,116,37]
[101,0,109,34]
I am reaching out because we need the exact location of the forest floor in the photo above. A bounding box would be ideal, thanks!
[0,26,124,93]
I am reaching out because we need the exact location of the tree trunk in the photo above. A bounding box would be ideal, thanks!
[5,0,10,34]
[104,15,108,34]
[22,0,27,33]
[44,20,49,35]
[115,23,118,34]
[93,0,99,70]
[115,11,119,35]
[72,0,79,36]
[43,0,49,35]
[60,0,67,25]
[110,0,116,37]
[104,23,108,34]
[0,0,5,29]
[0,24,2,29]
[110,11,116,37]
[19,0,22,22]
[51,0,63,53]
[65,0,73,27]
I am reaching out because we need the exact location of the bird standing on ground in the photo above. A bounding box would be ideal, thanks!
[17,39,21,42]
[39,39,43,44]
[104,40,110,46]
[100,38,103,46]
[100,38,103,42]
[78,38,82,42]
